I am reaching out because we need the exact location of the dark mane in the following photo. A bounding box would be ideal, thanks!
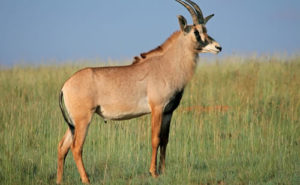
[140,46,163,59]
[132,31,181,65]
[132,56,141,65]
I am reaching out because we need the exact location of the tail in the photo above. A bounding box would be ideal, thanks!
[59,91,75,134]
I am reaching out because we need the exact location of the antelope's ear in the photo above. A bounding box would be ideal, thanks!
[177,15,188,33]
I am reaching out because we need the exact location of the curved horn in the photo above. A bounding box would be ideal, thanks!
[175,0,199,25]
[185,0,204,23]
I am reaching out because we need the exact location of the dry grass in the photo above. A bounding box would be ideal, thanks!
[0,56,299,185]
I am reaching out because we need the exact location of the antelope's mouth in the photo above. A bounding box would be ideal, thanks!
[203,48,221,54]
[196,48,220,54]
[198,44,222,54]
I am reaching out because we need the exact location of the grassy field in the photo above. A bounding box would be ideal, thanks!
[0,56,299,185]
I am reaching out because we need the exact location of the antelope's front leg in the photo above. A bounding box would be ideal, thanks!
[149,106,163,177]
[158,113,172,174]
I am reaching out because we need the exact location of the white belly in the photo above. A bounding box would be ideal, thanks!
[98,97,151,120]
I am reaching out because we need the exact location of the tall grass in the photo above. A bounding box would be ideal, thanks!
[0,56,299,185]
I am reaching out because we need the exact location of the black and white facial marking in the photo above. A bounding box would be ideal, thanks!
[194,29,208,48]
[193,26,222,54]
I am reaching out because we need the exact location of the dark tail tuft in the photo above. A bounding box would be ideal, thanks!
[59,91,75,134]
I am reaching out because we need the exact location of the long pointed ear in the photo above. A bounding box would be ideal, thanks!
[204,14,214,24]
[177,15,188,33]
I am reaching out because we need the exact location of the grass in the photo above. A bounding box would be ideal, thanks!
[0,56,299,185]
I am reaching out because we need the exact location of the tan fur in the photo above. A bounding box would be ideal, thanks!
[56,2,221,184]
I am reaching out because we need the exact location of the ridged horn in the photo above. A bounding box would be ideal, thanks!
[185,0,204,23]
[175,0,199,25]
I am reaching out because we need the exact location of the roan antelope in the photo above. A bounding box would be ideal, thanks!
[56,0,221,184]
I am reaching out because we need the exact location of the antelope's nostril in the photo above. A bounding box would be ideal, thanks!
[215,46,222,51]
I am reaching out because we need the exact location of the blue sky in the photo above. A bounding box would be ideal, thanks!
[0,0,300,65]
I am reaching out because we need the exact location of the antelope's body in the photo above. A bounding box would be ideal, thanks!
[56,1,221,184]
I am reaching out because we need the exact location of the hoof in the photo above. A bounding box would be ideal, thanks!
[56,177,62,184]
[158,166,165,175]
[82,180,90,184]
[81,177,90,184]
[149,171,159,178]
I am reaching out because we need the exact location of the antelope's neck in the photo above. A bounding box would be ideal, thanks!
[163,35,198,89]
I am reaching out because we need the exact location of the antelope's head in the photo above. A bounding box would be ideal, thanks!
[176,0,222,54]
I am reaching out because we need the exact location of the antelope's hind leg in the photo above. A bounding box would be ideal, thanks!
[57,128,73,184]
[70,114,93,184]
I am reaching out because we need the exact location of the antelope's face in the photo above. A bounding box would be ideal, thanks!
[191,24,221,54]
[176,0,222,54]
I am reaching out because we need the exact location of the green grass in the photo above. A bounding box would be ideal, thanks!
[0,56,299,185]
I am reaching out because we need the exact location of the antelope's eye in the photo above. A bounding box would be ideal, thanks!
[194,30,202,42]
